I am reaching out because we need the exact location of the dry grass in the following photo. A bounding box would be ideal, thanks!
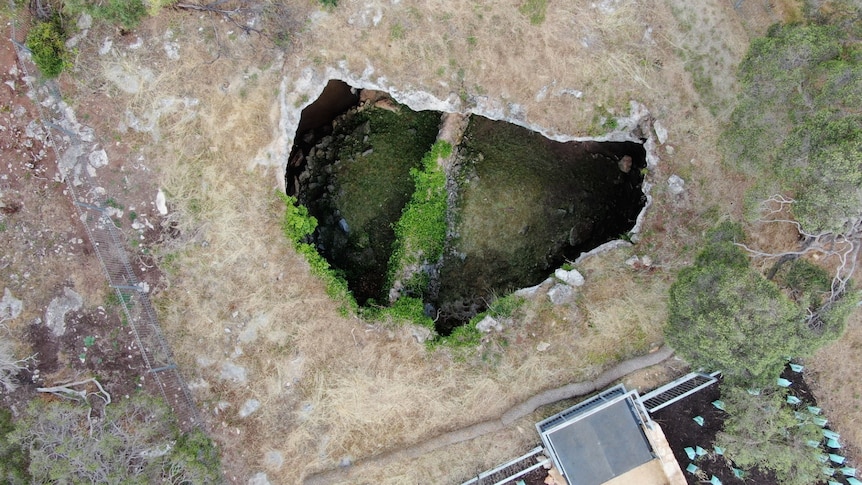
[50,0,862,483]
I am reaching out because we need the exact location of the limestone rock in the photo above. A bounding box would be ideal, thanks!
[156,189,168,215]
[654,120,668,145]
[264,451,284,470]
[0,288,23,320]
[536,342,550,352]
[547,284,574,305]
[476,315,502,333]
[668,174,685,195]
[220,361,248,384]
[45,287,83,336]
[248,472,270,485]
[618,155,633,173]
[239,399,261,418]
[554,268,584,287]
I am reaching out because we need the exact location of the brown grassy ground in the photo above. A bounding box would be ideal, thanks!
[5,0,860,483]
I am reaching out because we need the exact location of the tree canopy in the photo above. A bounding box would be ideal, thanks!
[663,224,835,387]
[723,21,862,234]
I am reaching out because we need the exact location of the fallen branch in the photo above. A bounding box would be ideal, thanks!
[38,377,112,406]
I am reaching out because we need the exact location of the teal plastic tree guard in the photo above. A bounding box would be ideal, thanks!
[830,481,843,485]
[813,417,828,427]
[777,378,792,387]
[829,454,845,464]
[823,429,840,440]
[695,446,707,456]
[747,388,761,395]
[817,454,829,463]
[710,475,722,485]
[686,463,699,474]
[693,416,705,426]
[685,447,696,460]
[827,438,841,449]
[712,400,725,410]
[787,395,802,405]
[732,468,745,478]
[841,467,857,477]
[823,467,836,476]
[714,446,724,455]
[808,406,822,415]
[847,477,862,485]
[808,440,823,448]
[790,363,804,372]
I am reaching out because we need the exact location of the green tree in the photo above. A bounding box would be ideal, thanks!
[664,225,812,387]
[724,22,862,234]
[0,408,29,484]
[715,385,823,485]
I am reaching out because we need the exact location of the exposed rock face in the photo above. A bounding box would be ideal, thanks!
[0,288,23,320]
[45,287,83,336]
[476,315,503,333]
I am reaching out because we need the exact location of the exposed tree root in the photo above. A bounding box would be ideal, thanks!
[303,346,675,484]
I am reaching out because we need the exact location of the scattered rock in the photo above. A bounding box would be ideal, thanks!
[87,149,108,176]
[554,268,584,287]
[547,284,574,305]
[156,189,168,215]
[220,361,248,384]
[667,174,685,195]
[476,315,503,333]
[45,287,83,336]
[239,313,270,344]
[624,255,640,267]
[536,342,550,352]
[98,37,113,56]
[77,13,93,30]
[263,451,284,470]
[163,42,180,60]
[239,399,261,418]
[653,120,668,145]
[248,472,270,485]
[0,288,23,320]
[641,255,653,267]
[410,325,433,344]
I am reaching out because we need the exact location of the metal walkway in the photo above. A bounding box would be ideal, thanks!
[461,446,549,485]
[640,372,719,413]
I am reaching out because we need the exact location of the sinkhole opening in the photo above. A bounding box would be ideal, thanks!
[286,80,647,335]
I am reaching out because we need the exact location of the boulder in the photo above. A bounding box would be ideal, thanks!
[45,287,83,336]
[547,284,574,305]
[0,288,23,320]
[554,268,584,287]
[239,399,261,418]
[476,315,503,333]
[668,175,685,195]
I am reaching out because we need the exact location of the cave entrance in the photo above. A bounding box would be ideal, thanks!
[286,80,647,334]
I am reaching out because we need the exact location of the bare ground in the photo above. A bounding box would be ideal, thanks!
[1,0,859,484]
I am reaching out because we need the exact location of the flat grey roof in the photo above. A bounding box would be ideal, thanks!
[539,389,655,485]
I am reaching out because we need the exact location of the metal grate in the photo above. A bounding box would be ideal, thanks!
[640,372,718,413]
[461,446,549,485]
[536,384,627,434]
[9,18,201,431]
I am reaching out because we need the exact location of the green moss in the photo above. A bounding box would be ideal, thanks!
[518,0,547,25]
[386,140,452,291]
[279,193,357,314]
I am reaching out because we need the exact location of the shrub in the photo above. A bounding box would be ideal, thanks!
[0,408,28,485]
[665,236,810,387]
[716,385,823,485]
[25,18,67,78]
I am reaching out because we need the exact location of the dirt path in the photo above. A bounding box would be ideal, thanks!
[303,346,675,484]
